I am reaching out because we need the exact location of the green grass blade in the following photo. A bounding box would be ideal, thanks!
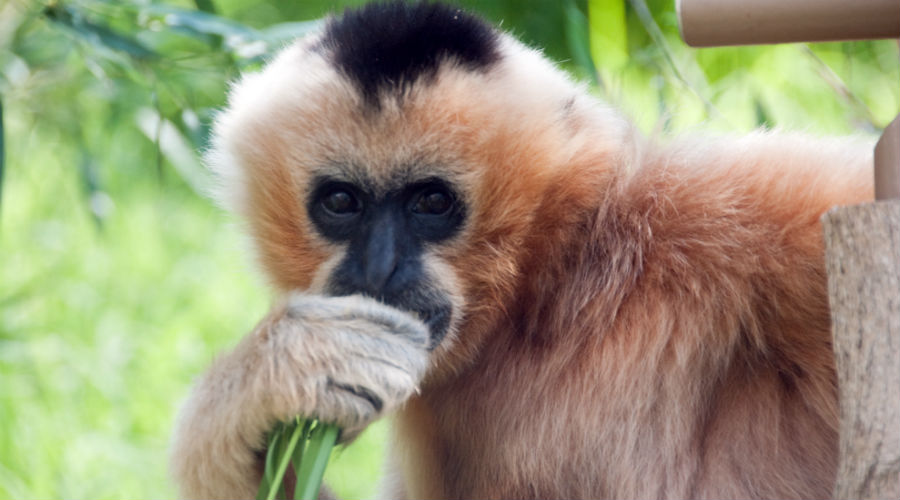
[293,423,339,500]
[256,471,269,500]
[256,419,339,499]
[264,426,282,484]
[276,418,311,500]
[266,421,306,500]
[257,426,283,500]
[290,419,314,493]
[291,419,314,471]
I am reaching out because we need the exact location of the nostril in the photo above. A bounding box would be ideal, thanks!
[327,211,423,298]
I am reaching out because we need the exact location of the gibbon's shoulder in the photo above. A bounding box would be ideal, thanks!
[615,131,873,291]
[639,131,874,206]
[318,1,502,105]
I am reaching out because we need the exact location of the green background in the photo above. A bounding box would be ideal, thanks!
[1,0,897,498]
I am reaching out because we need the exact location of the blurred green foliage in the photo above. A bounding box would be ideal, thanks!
[0,0,897,498]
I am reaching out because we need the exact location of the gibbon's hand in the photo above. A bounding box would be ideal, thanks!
[270,293,431,434]
[171,293,430,500]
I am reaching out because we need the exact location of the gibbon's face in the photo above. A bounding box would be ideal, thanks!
[208,3,624,367]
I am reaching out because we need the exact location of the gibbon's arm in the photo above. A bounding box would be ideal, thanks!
[170,294,429,499]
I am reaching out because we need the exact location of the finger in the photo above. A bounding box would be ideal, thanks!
[284,294,429,346]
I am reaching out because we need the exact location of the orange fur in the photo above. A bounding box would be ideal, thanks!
[390,131,871,498]
[196,15,875,499]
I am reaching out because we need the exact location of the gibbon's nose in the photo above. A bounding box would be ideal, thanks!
[361,213,400,294]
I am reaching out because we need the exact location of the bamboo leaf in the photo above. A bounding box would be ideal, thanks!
[563,1,599,86]
[135,107,211,195]
[588,0,628,70]
[754,96,774,128]
[77,153,110,227]
[193,0,217,14]
[0,97,4,212]
[140,5,270,60]
[627,0,725,122]
[259,21,323,45]
[44,4,156,60]
[142,5,259,43]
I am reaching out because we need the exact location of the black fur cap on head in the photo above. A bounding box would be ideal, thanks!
[320,1,501,107]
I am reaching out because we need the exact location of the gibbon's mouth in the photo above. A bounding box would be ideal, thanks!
[327,284,453,351]
[378,298,451,351]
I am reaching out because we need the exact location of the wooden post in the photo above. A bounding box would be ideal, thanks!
[677,2,900,498]
[875,116,900,201]
[823,201,900,500]
[826,111,900,500]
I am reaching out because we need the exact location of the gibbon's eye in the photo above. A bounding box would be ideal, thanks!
[405,180,465,242]
[308,180,366,242]
[321,188,362,216]
[412,188,454,215]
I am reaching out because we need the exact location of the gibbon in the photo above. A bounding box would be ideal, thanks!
[170,2,874,499]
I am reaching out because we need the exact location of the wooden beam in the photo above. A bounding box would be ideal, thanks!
[677,0,900,47]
